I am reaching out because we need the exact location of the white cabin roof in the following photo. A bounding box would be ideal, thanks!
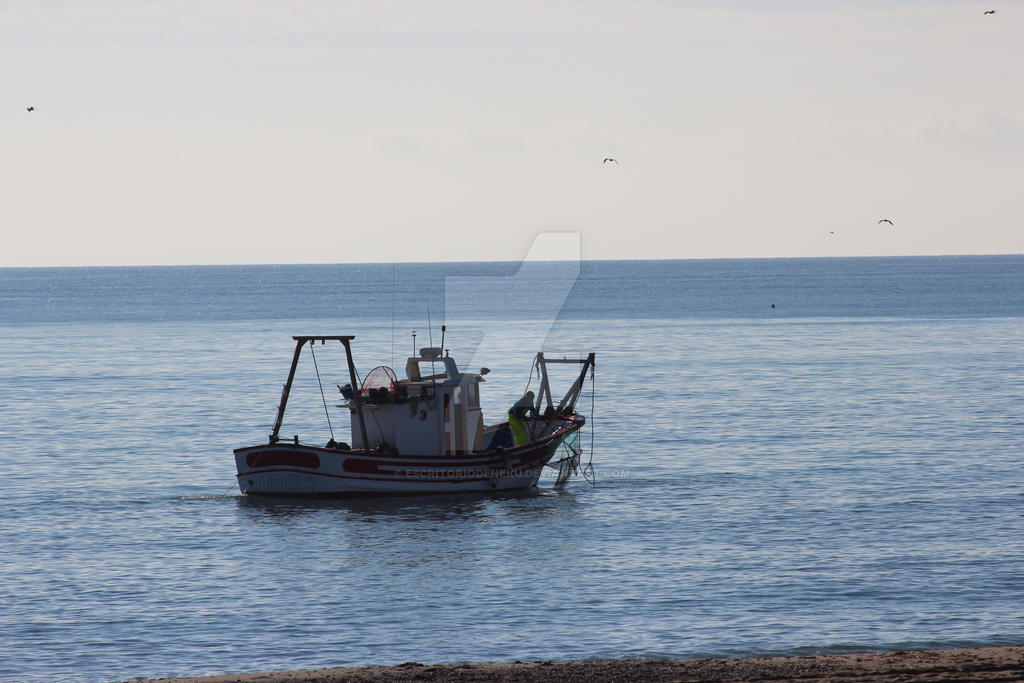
[404,353,461,385]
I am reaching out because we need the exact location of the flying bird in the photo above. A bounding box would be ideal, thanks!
[603,158,618,165]
[878,219,894,225]
[984,9,997,14]
[26,106,34,112]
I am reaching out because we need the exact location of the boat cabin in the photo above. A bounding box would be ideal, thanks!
[343,347,486,456]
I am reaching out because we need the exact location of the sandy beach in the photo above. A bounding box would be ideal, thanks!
[131,645,1024,682]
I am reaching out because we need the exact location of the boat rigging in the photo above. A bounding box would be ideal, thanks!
[234,334,595,497]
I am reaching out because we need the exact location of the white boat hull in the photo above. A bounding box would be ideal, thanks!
[234,416,583,497]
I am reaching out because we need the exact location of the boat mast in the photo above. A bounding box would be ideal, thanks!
[269,337,309,443]
[269,336,364,447]
[340,337,371,452]
[534,353,550,413]
[556,352,596,413]
[533,352,596,415]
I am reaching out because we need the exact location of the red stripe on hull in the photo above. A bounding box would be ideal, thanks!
[246,451,320,469]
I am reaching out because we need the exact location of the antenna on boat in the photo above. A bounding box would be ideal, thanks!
[391,262,397,367]
[412,330,417,356]
[440,324,446,357]
[426,308,436,376]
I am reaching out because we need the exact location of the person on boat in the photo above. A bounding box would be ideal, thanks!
[508,391,538,446]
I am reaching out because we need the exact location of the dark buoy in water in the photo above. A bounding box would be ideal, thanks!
[771,303,776,308]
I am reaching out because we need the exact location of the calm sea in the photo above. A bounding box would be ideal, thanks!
[1,256,1022,683]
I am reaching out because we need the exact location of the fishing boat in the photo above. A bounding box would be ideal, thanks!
[233,335,595,496]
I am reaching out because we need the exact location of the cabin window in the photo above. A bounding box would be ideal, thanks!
[465,383,480,410]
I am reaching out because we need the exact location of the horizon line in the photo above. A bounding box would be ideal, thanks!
[1,251,1023,270]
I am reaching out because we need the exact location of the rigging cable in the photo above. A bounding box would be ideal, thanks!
[583,360,596,485]
[391,262,397,367]
[309,343,335,442]
[522,355,542,442]
[522,355,539,397]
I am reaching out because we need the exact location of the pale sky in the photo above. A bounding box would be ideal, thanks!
[3,1,1022,267]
